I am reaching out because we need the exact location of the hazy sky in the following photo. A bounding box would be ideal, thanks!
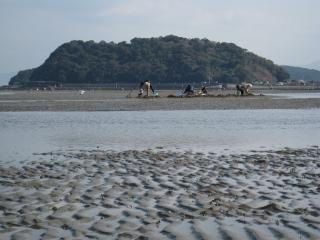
[0,0,319,73]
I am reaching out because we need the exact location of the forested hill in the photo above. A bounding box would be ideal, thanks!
[9,36,289,86]
[282,65,320,82]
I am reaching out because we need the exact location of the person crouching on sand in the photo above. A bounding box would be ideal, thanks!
[201,86,208,95]
[183,84,194,96]
[138,88,144,97]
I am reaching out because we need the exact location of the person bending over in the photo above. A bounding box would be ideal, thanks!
[139,80,155,97]
[236,83,252,96]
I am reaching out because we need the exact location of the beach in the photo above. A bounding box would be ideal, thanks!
[0,89,320,111]
[0,90,320,239]
[0,147,319,239]
[2,0,320,239]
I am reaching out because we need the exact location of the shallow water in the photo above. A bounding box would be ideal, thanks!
[0,109,319,164]
[266,92,320,99]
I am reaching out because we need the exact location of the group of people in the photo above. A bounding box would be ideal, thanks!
[183,84,207,96]
[138,80,252,97]
[183,83,252,96]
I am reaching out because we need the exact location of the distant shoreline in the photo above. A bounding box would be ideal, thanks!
[0,89,320,111]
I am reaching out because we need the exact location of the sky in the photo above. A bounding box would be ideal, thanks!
[0,0,319,74]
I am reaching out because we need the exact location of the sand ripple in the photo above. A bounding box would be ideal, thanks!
[0,147,320,239]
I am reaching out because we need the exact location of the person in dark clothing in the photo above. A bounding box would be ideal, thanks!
[150,84,155,94]
[201,86,208,95]
[236,84,245,96]
[184,84,194,95]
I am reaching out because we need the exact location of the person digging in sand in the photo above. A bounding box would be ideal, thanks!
[236,83,253,96]
[138,80,155,97]
[201,86,208,95]
[183,84,194,96]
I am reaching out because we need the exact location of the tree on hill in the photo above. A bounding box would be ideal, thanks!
[9,36,289,87]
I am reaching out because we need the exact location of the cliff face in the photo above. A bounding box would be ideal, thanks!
[10,36,289,86]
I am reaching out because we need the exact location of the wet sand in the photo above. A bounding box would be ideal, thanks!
[0,90,320,111]
[0,147,319,239]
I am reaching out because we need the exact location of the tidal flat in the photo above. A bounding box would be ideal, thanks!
[0,91,320,239]
[0,90,320,111]
[0,147,319,240]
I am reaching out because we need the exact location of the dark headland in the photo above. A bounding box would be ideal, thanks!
[9,35,289,88]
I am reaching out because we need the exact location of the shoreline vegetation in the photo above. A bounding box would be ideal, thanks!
[0,146,319,239]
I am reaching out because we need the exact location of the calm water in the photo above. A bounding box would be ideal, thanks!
[266,92,320,99]
[0,109,320,164]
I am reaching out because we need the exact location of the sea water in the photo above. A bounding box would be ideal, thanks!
[0,109,319,165]
[266,92,320,99]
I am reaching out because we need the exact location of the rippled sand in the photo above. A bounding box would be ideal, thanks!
[0,147,319,239]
